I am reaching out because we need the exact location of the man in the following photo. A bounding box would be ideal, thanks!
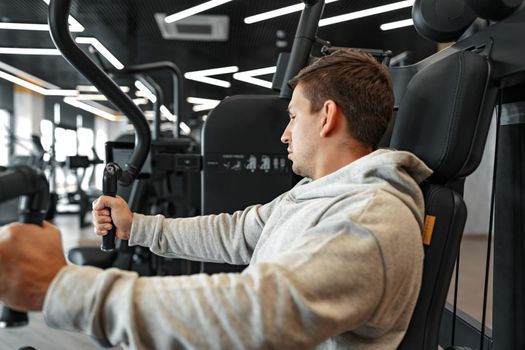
[0,49,432,349]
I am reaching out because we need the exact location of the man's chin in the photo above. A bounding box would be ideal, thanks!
[291,164,304,177]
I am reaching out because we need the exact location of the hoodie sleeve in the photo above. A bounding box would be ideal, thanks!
[43,213,387,350]
[128,193,287,265]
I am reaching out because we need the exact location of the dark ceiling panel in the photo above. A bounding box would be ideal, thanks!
[0,0,436,123]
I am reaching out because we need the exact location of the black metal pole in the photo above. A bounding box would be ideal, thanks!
[493,99,525,350]
[279,0,325,98]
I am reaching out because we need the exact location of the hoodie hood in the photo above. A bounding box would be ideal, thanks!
[290,149,432,200]
[289,149,432,228]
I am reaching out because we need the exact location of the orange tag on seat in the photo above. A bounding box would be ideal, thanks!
[422,215,436,245]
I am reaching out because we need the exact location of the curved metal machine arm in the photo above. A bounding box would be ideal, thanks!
[48,0,151,187]
[118,61,184,139]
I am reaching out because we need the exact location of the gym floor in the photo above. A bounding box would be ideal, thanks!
[447,235,493,328]
[0,214,493,349]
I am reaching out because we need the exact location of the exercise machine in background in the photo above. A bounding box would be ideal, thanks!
[59,148,103,228]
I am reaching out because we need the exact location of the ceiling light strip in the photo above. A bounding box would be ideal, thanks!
[165,0,233,24]
[186,97,221,112]
[233,66,276,89]
[143,106,178,122]
[244,3,303,24]
[75,37,124,70]
[133,98,149,106]
[0,23,50,31]
[64,97,120,121]
[0,70,47,94]
[160,105,177,122]
[187,76,231,88]
[76,85,130,93]
[319,0,414,27]
[0,22,84,32]
[244,0,339,24]
[66,16,85,32]
[184,66,238,88]
[380,18,414,30]
[44,89,79,96]
[75,94,108,101]
[187,97,221,105]
[0,60,59,89]
[192,104,218,112]
[185,66,239,76]
[0,47,61,55]
[41,0,85,32]
[134,80,157,103]
[179,122,191,135]
[0,70,77,96]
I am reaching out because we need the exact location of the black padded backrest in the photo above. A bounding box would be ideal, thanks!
[202,95,295,215]
[394,51,496,350]
[398,183,467,350]
[391,50,496,183]
[201,95,298,274]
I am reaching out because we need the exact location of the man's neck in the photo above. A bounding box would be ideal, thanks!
[312,143,372,180]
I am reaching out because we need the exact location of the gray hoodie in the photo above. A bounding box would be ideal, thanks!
[43,149,432,350]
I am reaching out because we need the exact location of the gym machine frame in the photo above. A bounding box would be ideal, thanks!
[48,0,151,251]
[386,2,525,349]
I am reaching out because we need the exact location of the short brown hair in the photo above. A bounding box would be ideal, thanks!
[288,48,394,149]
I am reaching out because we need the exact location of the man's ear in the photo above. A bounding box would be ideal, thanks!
[319,100,340,137]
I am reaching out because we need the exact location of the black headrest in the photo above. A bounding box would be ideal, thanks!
[390,51,496,183]
[412,0,477,42]
[468,0,524,21]
[413,0,524,42]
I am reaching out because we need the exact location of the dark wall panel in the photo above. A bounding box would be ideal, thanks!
[0,80,14,111]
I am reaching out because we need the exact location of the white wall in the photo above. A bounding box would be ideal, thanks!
[463,113,496,235]
[13,87,44,155]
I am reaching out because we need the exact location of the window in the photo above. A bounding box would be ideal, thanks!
[54,127,77,163]
[77,127,94,156]
[54,126,78,194]
[40,119,53,152]
[78,127,95,189]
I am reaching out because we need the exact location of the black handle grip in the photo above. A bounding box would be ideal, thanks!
[101,163,121,252]
[0,166,49,329]
[0,308,28,328]
[101,221,116,252]
[0,166,49,207]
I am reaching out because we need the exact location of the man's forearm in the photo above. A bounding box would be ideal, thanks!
[129,209,262,265]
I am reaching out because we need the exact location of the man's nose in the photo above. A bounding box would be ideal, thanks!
[280,127,290,144]
[281,122,291,144]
